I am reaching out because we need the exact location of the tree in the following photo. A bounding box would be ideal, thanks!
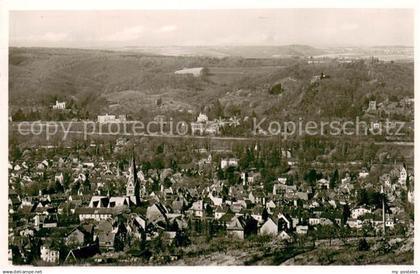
[342,203,351,225]
[304,169,319,186]
[174,231,190,247]
[114,223,128,252]
[156,143,165,154]
[156,97,162,106]
[149,233,165,254]
[13,108,26,121]
[205,204,214,217]
[268,83,284,95]
[163,177,172,188]
[11,145,23,161]
[170,159,178,171]
[358,238,370,251]
[201,67,210,77]
[329,169,339,189]
[213,99,224,118]
[262,208,269,222]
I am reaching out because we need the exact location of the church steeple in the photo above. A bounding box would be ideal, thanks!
[126,153,140,205]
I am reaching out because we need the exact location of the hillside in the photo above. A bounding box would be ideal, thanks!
[9,47,414,122]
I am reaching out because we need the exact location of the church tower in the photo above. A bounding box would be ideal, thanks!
[126,154,140,205]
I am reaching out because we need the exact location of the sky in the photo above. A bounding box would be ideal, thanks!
[9,9,414,48]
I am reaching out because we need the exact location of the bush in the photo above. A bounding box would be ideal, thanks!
[268,83,283,95]
[358,238,370,251]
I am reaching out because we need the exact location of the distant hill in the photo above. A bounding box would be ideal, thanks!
[116,45,326,58]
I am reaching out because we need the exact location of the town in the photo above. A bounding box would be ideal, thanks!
[8,33,415,265]
[8,125,414,265]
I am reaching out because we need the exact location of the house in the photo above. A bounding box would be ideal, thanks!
[351,207,371,219]
[253,190,266,205]
[97,114,115,123]
[190,200,204,217]
[64,243,99,265]
[208,192,223,206]
[226,215,258,240]
[130,214,147,230]
[277,177,288,185]
[281,150,292,158]
[227,216,245,239]
[358,169,369,179]
[328,200,337,208]
[88,196,109,208]
[259,218,278,236]
[273,184,297,195]
[247,171,261,184]
[43,214,58,228]
[296,225,309,235]
[367,101,377,112]
[347,218,363,229]
[8,192,21,212]
[66,227,87,247]
[370,122,381,131]
[240,170,261,185]
[385,215,395,229]
[278,230,292,241]
[108,196,130,208]
[341,176,351,184]
[82,162,95,169]
[277,213,292,231]
[8,249,12,262]
[399,166,408,186]
[196,113,208,123]
[220,158,239,169]
[93,220,115,250]
[214,205,228,220]
[191,122,206,135]
[58,199,82,215]
[295,192,309,201]
[146,203,168,223]
[127,214,147,240]
[174,67,204,77]
[265,200,276,213]
[65,224,94,247]
[309,217,320,226]
[54,173,64,184]
[251,206,265,223]
[75,208,118,222]
[230,200,246,213]
[316,178,329,189]
[52,100,66,110]
[408,190,414,204]
[171,197,187,213]
[97,114,127,124]
[319,218,334,226]
[40,245,60,264]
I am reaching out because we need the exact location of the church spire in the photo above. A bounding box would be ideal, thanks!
[129,153,139,185]
[126,152,140,205]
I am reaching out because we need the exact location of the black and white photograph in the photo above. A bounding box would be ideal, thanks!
[2,1,417,271]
